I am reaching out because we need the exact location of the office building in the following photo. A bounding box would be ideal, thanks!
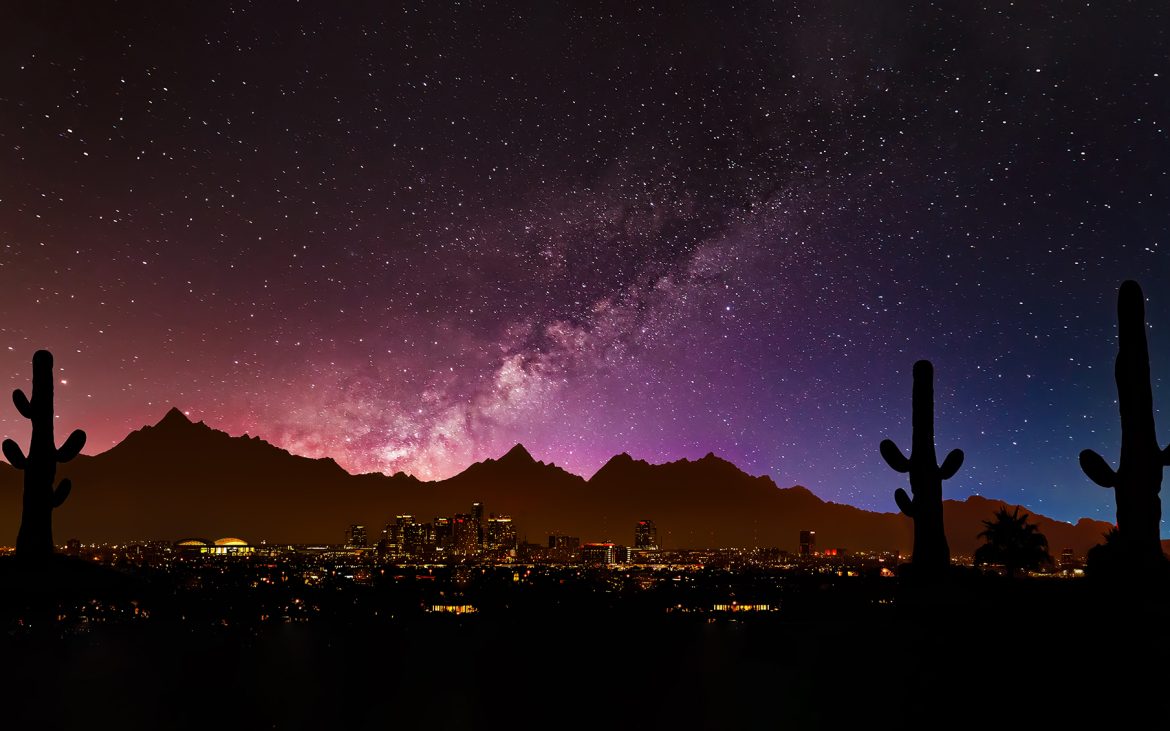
[453,513,479,554]
[433,516,453,549]
[800,530,816,556]
[634,520,658,550]
[403,521,432,557]
[346,524,368,548]
[548,535,580,549]
[472,502,485,546]
[389,515,416,555]
[581,542,629,565]
[486,514,517,550]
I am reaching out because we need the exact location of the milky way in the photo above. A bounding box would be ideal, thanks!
[1,3,1168,524]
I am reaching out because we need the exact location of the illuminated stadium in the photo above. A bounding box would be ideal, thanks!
[174,537,254,556]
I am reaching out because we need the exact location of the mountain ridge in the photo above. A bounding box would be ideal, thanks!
[0,407,1120,554]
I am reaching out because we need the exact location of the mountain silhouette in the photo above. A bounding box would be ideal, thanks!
[0,408,1119,554]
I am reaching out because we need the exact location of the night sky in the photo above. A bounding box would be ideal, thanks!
[1,3,1167,525]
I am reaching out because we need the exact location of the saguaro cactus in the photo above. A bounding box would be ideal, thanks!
[2,350,86,560]
[880,360,964,573]
[1080,280,1166,565]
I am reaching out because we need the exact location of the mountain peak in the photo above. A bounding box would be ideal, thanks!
[688,451,739,471]
[157,407,194,428]
[589,452,650,482]
[499,443,535,464]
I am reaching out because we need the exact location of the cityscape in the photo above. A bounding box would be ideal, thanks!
[1,496,1118,727]
[47,507,1098,576]
[7,499,1102,632]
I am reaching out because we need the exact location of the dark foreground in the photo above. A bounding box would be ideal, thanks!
[1,562,1166,729]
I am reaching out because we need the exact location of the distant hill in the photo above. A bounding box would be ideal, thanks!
[0,408,1118,555]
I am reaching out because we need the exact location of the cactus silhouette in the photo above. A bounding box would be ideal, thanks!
[2,350,86,560]
[1080,280,1167,565]
[880,360,964,573]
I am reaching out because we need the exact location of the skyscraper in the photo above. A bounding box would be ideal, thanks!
[486,514,517,551]
[472,502,485,546]
[634,520,658,550]
[346,524,368,548]
[799,530,816,556]
[433,516,453,549]
[403,521,432,558]
[453,513,478,554]
[390,515,416,555]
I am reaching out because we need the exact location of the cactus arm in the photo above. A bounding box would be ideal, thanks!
[894,487,915,516]
[1080,449,1118,488]
[2,439,26,469]
[56,429,87,462]
[12,390,31,419]
[939,449,964,480]
[51,479,71,508]
[880,440,911,472]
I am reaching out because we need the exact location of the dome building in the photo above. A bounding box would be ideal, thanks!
[174,537,254,556]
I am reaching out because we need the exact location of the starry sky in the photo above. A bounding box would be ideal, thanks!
[1,3,1167,525]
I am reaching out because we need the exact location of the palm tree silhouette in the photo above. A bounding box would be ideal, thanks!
[1085,527,1123,576]
[974,507,1051,578]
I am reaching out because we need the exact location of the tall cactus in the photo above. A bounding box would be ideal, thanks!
[880,360,964,573]
[2,350,87,560]
[1080,280,1166,564]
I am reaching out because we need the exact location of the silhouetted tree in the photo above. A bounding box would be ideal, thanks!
[974,507,1050,578]
[1080,281,1168,570]
[1086,527,1123,576]
[880,360,964,576]
[2,350,86,560]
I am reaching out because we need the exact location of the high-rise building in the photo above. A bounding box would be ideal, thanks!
[376,529,393,559]
[799,530,816,556]
[486,514,517,550]
[472,502,485,546]
[453,513,479,554]
[390,515,416,555]
[634,520,658,550]
[403,521,432,557]
[433,516,453,549]
[347,524,368,548]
